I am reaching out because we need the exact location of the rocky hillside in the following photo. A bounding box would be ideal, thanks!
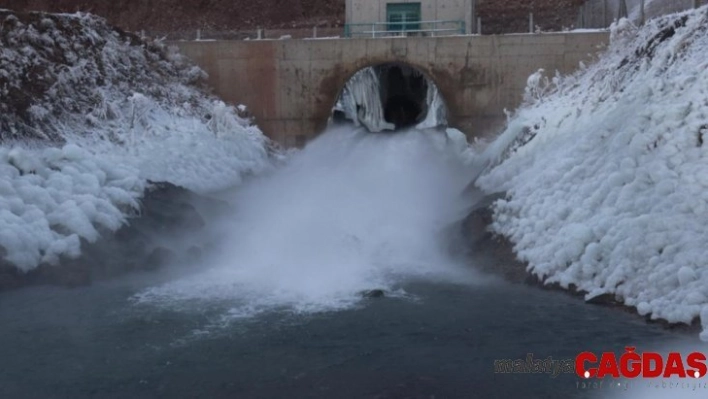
[0,10,209,142]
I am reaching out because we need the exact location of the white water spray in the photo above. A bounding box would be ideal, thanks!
[135,126,484,318]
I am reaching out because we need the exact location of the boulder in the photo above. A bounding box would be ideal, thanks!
[361,289,386,298]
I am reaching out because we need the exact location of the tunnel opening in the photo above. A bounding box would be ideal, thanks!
[380,64,428,130]
[384,94,423,129]
[331,63,447,133]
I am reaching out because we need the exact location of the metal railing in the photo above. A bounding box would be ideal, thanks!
[140,27,344,41]
[344,20,466,38]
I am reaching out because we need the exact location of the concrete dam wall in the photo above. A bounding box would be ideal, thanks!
[175,32,609,146]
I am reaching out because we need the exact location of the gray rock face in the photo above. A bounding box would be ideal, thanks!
[361,289,386,299]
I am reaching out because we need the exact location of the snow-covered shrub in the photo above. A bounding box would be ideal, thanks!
[208,101,244,137]
[523,68,551,104]
[0,144,144,271]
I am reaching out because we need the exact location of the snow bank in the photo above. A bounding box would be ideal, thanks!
[0,10,272,272]
[476,7,708,336]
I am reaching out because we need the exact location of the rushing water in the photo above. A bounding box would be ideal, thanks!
[0,127,697,399]
[133,127,479,318]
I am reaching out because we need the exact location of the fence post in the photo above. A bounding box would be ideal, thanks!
[257,28,263,39]
[196,29,201,41]
[313,26,318,38]
[470,0,477,34]
[372,23,376,38]
[617,0,628,20]
[640,0,645,25]
[576,4,585,29]
[529,12,534,33]
[477,17,481,34]
[603,0,608,27]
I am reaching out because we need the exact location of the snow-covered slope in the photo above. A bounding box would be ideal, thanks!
[476,7,708,336]
[0,10,271,272]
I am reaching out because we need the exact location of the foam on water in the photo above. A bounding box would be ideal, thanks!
[133,126,484,318]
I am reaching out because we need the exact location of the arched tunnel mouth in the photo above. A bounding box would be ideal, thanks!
[331,63,447,133]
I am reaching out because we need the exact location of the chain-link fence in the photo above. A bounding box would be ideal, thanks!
[476,0,705,34]
[577,0,705,29]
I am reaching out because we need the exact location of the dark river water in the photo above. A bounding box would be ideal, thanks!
[0,275,689,399]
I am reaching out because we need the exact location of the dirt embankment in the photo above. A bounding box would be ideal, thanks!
[0,0,585,35]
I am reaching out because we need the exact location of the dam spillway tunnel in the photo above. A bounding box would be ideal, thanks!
[331,63,448,133]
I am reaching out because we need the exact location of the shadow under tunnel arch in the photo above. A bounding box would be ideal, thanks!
[332,63,447,133]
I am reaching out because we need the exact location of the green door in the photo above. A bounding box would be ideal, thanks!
[386,3,421,33]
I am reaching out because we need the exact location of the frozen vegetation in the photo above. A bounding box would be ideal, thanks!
[0,11,271,272]
[477,7,708,337]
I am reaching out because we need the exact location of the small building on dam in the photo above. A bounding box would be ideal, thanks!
[173,1,609,147]
[345,0,477,36]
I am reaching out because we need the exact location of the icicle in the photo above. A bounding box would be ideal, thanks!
[416,82,447,130]
[336,66,447,132]
[339,67,395,132]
